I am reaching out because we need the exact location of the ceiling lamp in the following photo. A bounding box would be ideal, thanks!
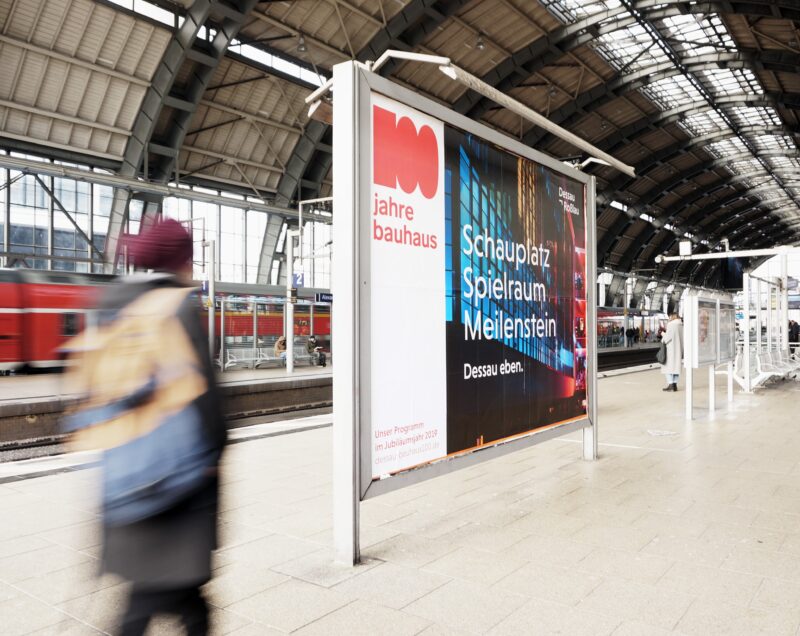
[476,36,486,51]
[297,35,307,53]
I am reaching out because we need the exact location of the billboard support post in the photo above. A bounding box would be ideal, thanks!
[584,176,598,461]
[332,62,361,566]
[685,294,694,420]
[743,273,752,393]
[727,360,734,402]
[781,254,788,350]
[708,365,715,414]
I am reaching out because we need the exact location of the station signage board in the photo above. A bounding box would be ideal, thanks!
[687,296,736,367]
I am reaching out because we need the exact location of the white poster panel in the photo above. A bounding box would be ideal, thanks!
[369,93,447,478]
[719,302,736,363]
[696,299,718,367]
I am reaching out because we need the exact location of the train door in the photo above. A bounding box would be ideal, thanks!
[0,270,23,369]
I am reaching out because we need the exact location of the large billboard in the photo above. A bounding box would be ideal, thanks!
[367,92,588,481]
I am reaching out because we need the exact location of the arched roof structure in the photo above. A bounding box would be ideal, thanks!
[0,0,799,284]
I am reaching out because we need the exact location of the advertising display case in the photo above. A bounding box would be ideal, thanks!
[718,301,736,364]
[332,60,598,512]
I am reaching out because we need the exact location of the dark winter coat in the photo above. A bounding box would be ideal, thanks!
[97,274,226,589]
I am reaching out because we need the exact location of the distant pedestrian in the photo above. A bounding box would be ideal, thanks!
[661,312,684,392]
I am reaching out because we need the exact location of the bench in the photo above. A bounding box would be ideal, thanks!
[292,336,320,366]
[217,336,285,370]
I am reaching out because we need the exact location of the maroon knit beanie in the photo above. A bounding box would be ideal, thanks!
[126,219,193,273]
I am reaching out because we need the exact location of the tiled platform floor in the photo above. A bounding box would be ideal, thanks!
[2,368,800,635]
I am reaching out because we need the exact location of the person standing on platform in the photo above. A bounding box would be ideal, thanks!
[63,219,225,636]
[661,312,684,392]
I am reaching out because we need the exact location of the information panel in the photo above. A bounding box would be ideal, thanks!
[367,91,589,481]
[718,302,736,363]
[696,299,718,367]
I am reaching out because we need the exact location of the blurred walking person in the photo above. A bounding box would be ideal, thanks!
[660,312,684,392]
[63,219,225,635]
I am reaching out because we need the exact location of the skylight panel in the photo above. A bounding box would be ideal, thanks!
[106,1,324,88]
[641,74,702,109]
[698,69,762,97]
[593,23,669,72]
[540,0,622,24]
[729,106,783,128]
[658,14,734,57]
[728,159,763,175]
[679,110,727,136]
[768,157,800,172]
[752,135,796,153]
[704,137,747,159]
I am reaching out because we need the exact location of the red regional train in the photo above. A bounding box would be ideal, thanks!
[0,269,331,371]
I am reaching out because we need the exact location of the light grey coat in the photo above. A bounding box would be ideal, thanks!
[660,318,684,376]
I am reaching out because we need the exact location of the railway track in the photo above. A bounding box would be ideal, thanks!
[598,347,659,371]
[0,403,333,461]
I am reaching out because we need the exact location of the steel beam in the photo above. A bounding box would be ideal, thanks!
[526,50,800,149]
[106,0,258,273]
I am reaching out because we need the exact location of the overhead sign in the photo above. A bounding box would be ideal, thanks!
[315,292,333,303]
[367,92,591,481]
[292,273,305,287]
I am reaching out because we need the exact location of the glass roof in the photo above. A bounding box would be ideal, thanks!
[542,0,800,223]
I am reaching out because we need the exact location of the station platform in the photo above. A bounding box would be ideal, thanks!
[0,366,332,447]
[2,367,799,634]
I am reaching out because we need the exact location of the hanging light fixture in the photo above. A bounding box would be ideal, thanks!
[297,35,307,53]
[476,35,486,51]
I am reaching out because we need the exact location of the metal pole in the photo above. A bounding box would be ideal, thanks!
[756,279,762,353]
[743,273,752,392]
[252,299,258,369]
[220,297,226,371]
[766,284,772,351]
[584,176,598,461]
[437,62,636,177]
[781,254,789,351]
[727,360,734,402]
[656,246,800,263]
[299,203,303,287]
[685,295,694,420]
[207,240,216,361]
[286,230,296,374]
[708,365,715,414]
[332,61,360,566]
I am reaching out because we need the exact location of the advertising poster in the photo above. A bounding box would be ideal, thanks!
[719,303,736,362]
[368,92,588,479]
[697,299,718,366]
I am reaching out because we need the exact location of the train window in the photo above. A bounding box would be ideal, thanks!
[62,313,79,337]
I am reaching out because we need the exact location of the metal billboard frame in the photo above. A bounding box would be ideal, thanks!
[332,61,598,565]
